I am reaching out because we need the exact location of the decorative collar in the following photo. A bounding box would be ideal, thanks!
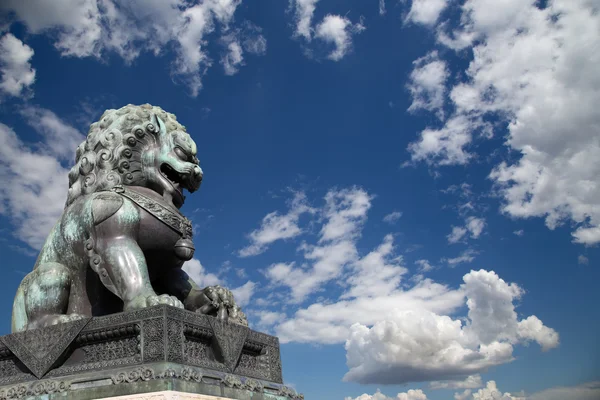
[112,185,193,238]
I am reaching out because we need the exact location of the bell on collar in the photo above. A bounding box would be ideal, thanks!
[174,237,195,261]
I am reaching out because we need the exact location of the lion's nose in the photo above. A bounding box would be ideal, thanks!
[194,166,203,181]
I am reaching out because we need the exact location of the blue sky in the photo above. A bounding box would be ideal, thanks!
[0,1,599,399]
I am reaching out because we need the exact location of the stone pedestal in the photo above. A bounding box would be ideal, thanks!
[101,391,234,399]
[0,306,302,400]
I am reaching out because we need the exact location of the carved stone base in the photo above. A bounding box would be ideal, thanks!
[101,391,233,400]
[0,306,302,400]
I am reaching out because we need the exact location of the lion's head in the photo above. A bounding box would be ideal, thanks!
[66,104,203,209]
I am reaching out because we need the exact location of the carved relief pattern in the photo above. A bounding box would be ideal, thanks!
[235,350,270,381]
[81,337,138,363]
[269,345,284,383]
[208,317,248,372]
[167,319,183,363]
[1,318,90,378]
[0,379,70,400]
[46,324,141,377]
[183,337,224,371]
[0,357,30,386]
[143,318,165,362]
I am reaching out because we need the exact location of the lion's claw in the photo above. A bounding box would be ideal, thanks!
[125,293,184,311]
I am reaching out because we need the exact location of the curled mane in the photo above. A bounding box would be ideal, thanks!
[66,104,187,207]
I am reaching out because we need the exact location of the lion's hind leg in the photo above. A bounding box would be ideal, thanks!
[16,262,85,331]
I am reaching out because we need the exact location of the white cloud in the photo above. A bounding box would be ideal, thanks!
[516,315,560,352]
[513,230,524,237]
[249,189,556,387]
[239,191,315,257]
[383,211,403,224]
[444,249,478,266]
[415,259,434,272]
[0,0,264,96]
[183,258,255,307]
[221,38,244,75]
[379,0,386,16]
[455,380,524,400]
[255,310,286,330]
[407,51,448,119]
[19,106,84,161]
[342,269,558,385]
[407,1,600,244]
[230,280,256,307]
[447,226,468,244]
[578,255,589,265]
[406,0,448,26]
[183,258,222,288]
[265,187,372,303]
[0,110,84,249]
[528,381,600,400]
[407,115,476,166]
[0,33,35,99]
[341,234,407,299]
[430,374,483,390]
[466,217,485,239]
[315,15,365,61]
[448,217,486,244]
[429,374,483,390]
[290,0,365,61]
[345,389,428,400]
[291,0,319,40]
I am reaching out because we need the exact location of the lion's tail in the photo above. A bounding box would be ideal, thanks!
[11,281,28,333]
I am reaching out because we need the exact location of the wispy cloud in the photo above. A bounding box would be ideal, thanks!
[238,191,315,257]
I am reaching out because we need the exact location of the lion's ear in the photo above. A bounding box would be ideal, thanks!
[152,113,166,134]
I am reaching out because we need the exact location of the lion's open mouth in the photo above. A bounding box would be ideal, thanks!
[160,163,187,198]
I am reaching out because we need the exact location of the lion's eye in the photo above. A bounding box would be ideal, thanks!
[174,147,187,160]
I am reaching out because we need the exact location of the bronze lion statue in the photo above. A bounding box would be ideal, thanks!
[11,104,246,332]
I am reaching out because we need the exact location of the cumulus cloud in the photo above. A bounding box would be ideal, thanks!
[230,280,256,307]
[405,0,448,26]
[407,51,448,119]
[290,0,365,61]
[578,255,589,265]
[454,380,524,400]
[406,1,600,244]
[0,0,265,96]
[513,230,524,237]
[249,188,557,386]
[345,389,428,400]
[0,110,83,249]
[0,33,35,99]
[430,374,483,390]
[343,270,558,385]
[315,15,365,61]
[183,258,222,288]
[238,191,315,257]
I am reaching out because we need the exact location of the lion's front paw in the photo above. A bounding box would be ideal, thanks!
[125,293,184,311]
